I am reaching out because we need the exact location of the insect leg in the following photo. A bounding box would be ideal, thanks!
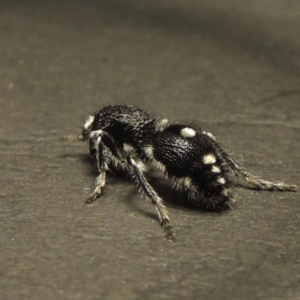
[85,131,109,203]
[126,155,175,240]
[211,140,298,192]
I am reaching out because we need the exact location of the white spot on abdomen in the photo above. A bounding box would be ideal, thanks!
[217,177,226,184]
[207,132,216,140]
[222,189,229,197]
[203,153,216,164]
[211,165,221,173]
[181,127,196,138]
[202,131,216,140]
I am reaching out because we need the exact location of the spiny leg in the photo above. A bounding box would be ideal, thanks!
[127,155,175,241]
[211,140,298,192]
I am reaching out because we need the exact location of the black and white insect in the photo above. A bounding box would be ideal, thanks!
[82,105,297,239]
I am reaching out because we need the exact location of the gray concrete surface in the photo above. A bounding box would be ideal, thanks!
[1,1,300,299]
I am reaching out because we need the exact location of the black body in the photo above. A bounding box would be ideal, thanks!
[81,105,297,239]
[153,124,230,211]
[91,105,155,148]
